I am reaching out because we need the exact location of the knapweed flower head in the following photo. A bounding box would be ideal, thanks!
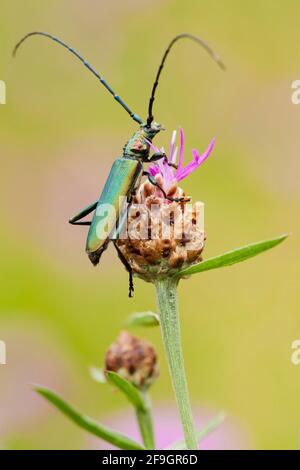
[104,331,159,390]
[116,129,215,282]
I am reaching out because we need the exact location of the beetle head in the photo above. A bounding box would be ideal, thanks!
[142,121,164,141]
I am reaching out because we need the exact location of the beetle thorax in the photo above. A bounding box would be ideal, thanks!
[123,123,162,160]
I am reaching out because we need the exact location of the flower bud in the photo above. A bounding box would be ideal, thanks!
[104,331,159,389]
[116,180,205,283]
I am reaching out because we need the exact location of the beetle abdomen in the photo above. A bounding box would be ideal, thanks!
[88,240,109,266]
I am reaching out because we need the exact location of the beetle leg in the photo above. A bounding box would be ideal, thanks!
[69,201,98,226]
[143,171,190,203]
[148,152,178,169]
[167,161,178,169]
[114,242,134,298]
[148,152,165,162]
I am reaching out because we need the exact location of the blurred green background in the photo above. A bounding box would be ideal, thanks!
[0,0,299,450]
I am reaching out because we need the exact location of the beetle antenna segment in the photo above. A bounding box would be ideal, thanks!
[13,31,143,125]
[147,33,225,126]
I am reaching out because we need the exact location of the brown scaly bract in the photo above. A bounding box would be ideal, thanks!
[105,331,159,390]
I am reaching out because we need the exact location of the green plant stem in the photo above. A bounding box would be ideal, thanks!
[155,277,198,450]
[136,392,155,449]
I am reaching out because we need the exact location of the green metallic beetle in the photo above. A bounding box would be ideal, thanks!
[13,32,224,295]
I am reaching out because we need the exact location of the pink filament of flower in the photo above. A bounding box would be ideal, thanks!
[148,128,216,188]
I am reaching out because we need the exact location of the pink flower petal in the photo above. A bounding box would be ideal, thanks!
[172,147,178,165]
[162,159,176,188]
[149,165,160,177]
[177,128,185,173]
[147,129,215,188]
[169,130,177,163]
[177,137,216,181]
[194,137,216,166]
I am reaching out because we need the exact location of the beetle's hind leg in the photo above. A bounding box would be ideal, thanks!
[69,201,98,226]
[114,242,134,298]
[143,171,190,203]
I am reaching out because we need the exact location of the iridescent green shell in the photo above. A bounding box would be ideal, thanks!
[86,157,142,265]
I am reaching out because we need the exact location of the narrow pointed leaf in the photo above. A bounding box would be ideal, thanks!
[89,366,106,384]
[177,234,288,277]
[126,311,160,328]
[35,386,144,450]
[166,412,226,450]
[106,371,146,411]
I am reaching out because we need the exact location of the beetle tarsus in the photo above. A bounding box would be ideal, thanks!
[69,220,91,226]
[129,271,134,298]
[114,242,135,298]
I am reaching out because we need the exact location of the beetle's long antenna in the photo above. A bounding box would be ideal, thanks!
[147,33,225,126]
[13,31,143,125]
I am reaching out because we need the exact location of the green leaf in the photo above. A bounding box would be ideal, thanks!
[89,366,106,384]
[106,371,146,411]
[35,385,144,450]
[177,234,288,277]
[166,412,226,450]
[126,311,160,328]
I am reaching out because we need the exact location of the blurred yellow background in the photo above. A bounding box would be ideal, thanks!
[0,0,299,449]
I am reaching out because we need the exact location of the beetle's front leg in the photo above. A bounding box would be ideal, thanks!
[143,171,190,203]
[147,152,178,169]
